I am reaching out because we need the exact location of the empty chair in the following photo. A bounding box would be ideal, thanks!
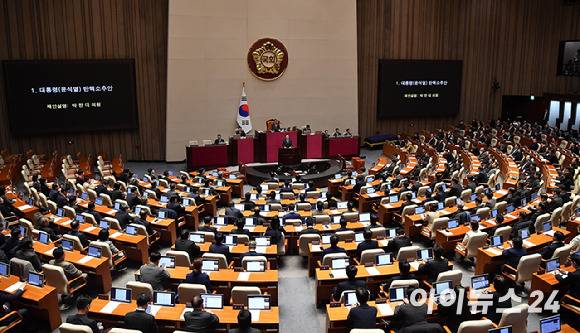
[314,215,331,224]
[98,194,113,208]
[177,283,207,304]
[550,207,563,228]
[236,234,250,245]
[444,196,457,207]
[241,255,268,270]
[58,323,93,333]
[390,279,419,289]
[396,245,420,261]
[126,281,153,300]
[533,214,550,233]
[359,248,385,265]
[497,304,529,333]
[103,217,121,230]
[434,270,462,287]
[299,234,321,257]
[424,217,448,240]
[81,213,97,226]
[166,250,191,267]
[296,203,312,211]
[63,206,77,219]
[231,286,262,306]
[342,212,358,222]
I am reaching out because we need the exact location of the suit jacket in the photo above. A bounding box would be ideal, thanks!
[347,303,377,329]
[393,303,430,329]
[88,210,101,223]
[185,271,211,291]
[322,246,346,259]
[418,257,449,283]
[175,239,201,262]
[356,240,379,260]
[502,246,527,270]
[66,313,101,333]
[282,139,293,148]
[114,211,132,229]
[333,279,367,301]
[68,229,90,248]
[139,263,170,291]
[224,207,243,219]
[0,289,23,318]
[209,243,230,261]
[284,212,302,221]
[125,309,158,333]
[49,259,82,280]
[541,241,565,260]
[448,184,463,199]
[556,269,580,299]
[111,189,124,202]
[15,248,42,272]
[183,309,219,333]
[299,227,321,236]
[386,236,411,256]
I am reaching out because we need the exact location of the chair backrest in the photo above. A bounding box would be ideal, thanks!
[281,192,295,200]
[126,281,154,300]
[476,207,490,220]
[401,204,417,216]
[430,217,449,240]
[515,253,542,283]
[87,189,97,202]
[236,234,250,245]
[396,245,420,261]
[306,191,321,199]
[90,241,114,266]
[444,196,457,207]
[58,323,93,333]
[241,255,268,270]
[166,250,191,267]
[109,329,143,333]
[197,231,215,243]
[314,215,331,224]
[321,253,349,266]
[43,264,70,295]
[343,212,358,222]
[457,319,495,333]
[360,248,385,265]
[19,219,33,237]
[177,283,207,304]
[99,193,113,208]
[466,233,488,258]
[277,233,286,256]
[63,234,85,251]
[47,199,57,214]
[369,227,386,239]
[299,234,321,257]
[552,244,572,263]
[494,226,512,240]
[461,189,472,202]
[390,279,419,289]
[296,203,312,211]
[63,206,76,219]
[144,190,157,200]
[39,193,49,207]
[136,205,152,215]
[436,270,462,287]
[202,253,228,269]
[417,185,429,197]
[335,230,355,242]
[498,304,529,333]
[103,217,121,230]
[81,213,97,226]
[10,257,35,278]
[231,286,262,306]
[494,201,507,215]
[561,201,573,224]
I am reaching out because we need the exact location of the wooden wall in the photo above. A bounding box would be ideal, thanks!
[0,0,168,161]
[357,0,580,139]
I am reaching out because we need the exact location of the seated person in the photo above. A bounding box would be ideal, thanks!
[241,192,256,211]
[355,229,378,261]
[185,257,211,292]
[385,259,416,290]
[97,229,126,271]
[209,232,231,262]
[333,265,367,301]
[69,220,90,247]
[322,234,346,259]
[133,210,156,237]
[184,295,219,332]
[242,241,261,258]
[249,207,267,226]
[335,216,351,232]
[231,218,252,239]
[502,236,526,273]
[37,216,60,241]
[49,247,83,280]
[264,216,285,245]
[114,204,131,229]
[299,217,321,236]
[199,216,217,235]
[365,213,385,232]
[393,286,443,333]
[124,293,158,333]
[417,244,449,284]
[167,195,185,216]
[229,309,260,333]
[485,275,512,323]
[66,295,105,333]
[541,231,565,260]
[214,134,225,145]
[385,228,411,257]
[174,229,201,262]
[283,204,302,221]
[461,220,486,246]
[15,237,43,272]
[346,287,377,329]
[556,253,580,299]
[139,252,170,291]
[312,201,326,216]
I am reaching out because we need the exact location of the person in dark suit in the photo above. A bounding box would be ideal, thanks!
[283,204,302,221]
[485,275,513,323]
[133,210,156,237]
[66,295,105,333]
[229,309,261,333]
[124,293,158,333]
[185,257,211,292]
[502,236,527,273]
[511,211,533,238]
[15,237,43,272]
[264,216,285,245]
[355,229,378,261]
[282,134,293,148]
[86,202,102,223]
[335,217,351,232]
[333,265,368,301]
[224,202,243,219]
[393,287,443,333]
[110,182,124,202]
[149,182,163,200]
[475,166,488,184]
[541,231,565,260]
[352,175,366,194]
[322,234,346,259]
[448,178,463,199]
[242,241,261,258]
[231,219,252,239]
[299,217,321,236]
[209,232,231,261]
[37,216,61,241]
[556,254,580,299]
[417,245,449,284]
[1,228,21,259]
[184,295,219,332]
[68,220,90,248]
[199,216,218,235]
[346,287,377,329]
[139,252,170,291]
[386,228,411,257]
[175,229,201,262]
[433,185,448,203]
[167,195,185,216]
[398,193,414,215]
[437,285,470,333]
[214,134,225,145]
[114,204,132,229]
[249,207,267,226]
[386,260,416,290]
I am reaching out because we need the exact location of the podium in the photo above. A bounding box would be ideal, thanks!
[278,147,301,165]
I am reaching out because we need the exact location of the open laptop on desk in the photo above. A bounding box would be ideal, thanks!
[28,271,44,288]
[385,228,396,239]
[433,280,453,303]
[488,326,512,333]
[201,294,223,309]
[471,274,490,295]
[95,197,103,206]
[0,262,9,278]
[447,220,459,230]
[111,287,132,303]
[546,258,560,274]
[159,256,175,269]
[223,235,238,247]
[188,232,205,244]
[62,239,74,252]
[248,295,270,310]
[359,212,371,223]
[354,232,364,243]
[87,245,102,259]
[344,290,357,307]
[255,236,270,247]
[490,235,503,247]
[376,253,393,266]
[37,231,50,245]
[337,202,348,210]
[331,257,349,270]
[214,216,226,226]
[321,234,331,245]
[99,220,110,230]
[417,248,433,261]
[540,315,561,333]
[201,259,219,272]
[246,261,266,272]
[153,291,175,307]
[389,287,406,303]
[125,225,138,236]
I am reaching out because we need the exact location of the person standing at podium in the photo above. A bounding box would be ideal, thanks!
[282,134,293,148]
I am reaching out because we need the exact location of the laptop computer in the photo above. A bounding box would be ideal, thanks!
[540,315,561,333]
[111,287,132,303]
[182,198,192,206]
[87,245,102,259]
[389,287,406,302]
[246,261,266,272]
[359,213,371,222]
[471,214,481,223]
[543,221,552,233]
[389,195,398,204]
[125,225,138,236]
[471,274,490,294]
[134,207,142,216]
[415,206,426,215]
[331,257,349,270]
[488,326,512,333]
[0,262,9,277]
[153,291,175,307]
[188,232,205,244]
[417,248,433,261]
[114,202,121,211]
[234,203,245,211]
[354,232,364,243]
[322,234,331,245]
[160,196,169,203]
[337,202,348,210]
[335,174,342,180]
[75,214,84,223]
[386,228,397,239]
[95,197,103,206]
[223,235,238,246]
[546,258,560,273]
[532,193,538,201]
[99,220,110,230]
[159,256,175,269]
[244,218,256,227]
[255,237,271,247]
[434,280,453,297]
[471,193,478,202]
[57,208,64,217]
[490,235,503,247]
[447,220,459,229]
[62,239,74,252]
[491,209,498,218]
[28,271,44,287]
[506,204,515,214]
[519,228,531,240]
[158,211,167,219]
[438,202,445,210]
[214,217,226,226]
[215,180,225,188]
[247,295,271,310]
[37,231,50,245]
[344,290,357,307]
[19,226,27,237]
[201,294,223,309]
[81,193,88,200]
[201,259,220,272]
[376,253,393,266]
[229,174,237,180]
[331,216,342,225]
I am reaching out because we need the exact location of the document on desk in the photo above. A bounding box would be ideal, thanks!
[85,226,97,233]
[54,217,63,223]
[440,209,450,215]
[366,267,381,276]
[377,303,394,316]
[108,210,117,215]
[486,248,502,256]
[294,226,303,232]
[18,204,32,211]
[237,272,251,281]
[246,227,255,232]
[379,240,389,247]
[110,231,123,239]
[409,261,420,270]
[249,310,261,322]
[486,219,496,226]
[44,247,56,255]
[384,204,394,209]
[4,282,24,293]
[544,230,555,237]
[441,230,453,236]
[331,269,347,279]
[367,193,380,198]
[256,246,266,254]
[149,305,161,316]
[329,209,341,215]
[360,222,370,227]
[311,245,322,252]
[78,256,93,264]
[61,220,72,226]
[101,301,122,314]
[523,240,535,247]
[496,190,508,195]
[505,214,517,219]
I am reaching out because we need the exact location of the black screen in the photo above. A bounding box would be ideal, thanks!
[556,40,580,76]
[377,60,462,118]
[2,59,138,135]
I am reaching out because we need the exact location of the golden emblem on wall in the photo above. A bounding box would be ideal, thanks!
[247,38,289,81]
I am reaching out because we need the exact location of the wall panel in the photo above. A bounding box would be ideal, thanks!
[0,0,168,160]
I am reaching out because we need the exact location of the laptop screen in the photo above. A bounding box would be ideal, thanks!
[359,213,371,222]
[201,259,220,271]
[367,187,376,194]
[215,180,224,188]
[344,291,357,307]
[95,197,103,206]
[376,253,393,266]
[389,287,406,302]
[246,261,265,272]
[247,295,271,310]
[87,245,102,258]
[19,226,27,237]
[201,293,223,309]
[543,221,552,232]
[472,274,490,290]
[38,232,49,245]
[540,315,561,333]
[160,196,169,203]
[111,287,132,303]
[255,237,271,247]
[471,194,478,202]
[75,214,84,223]
[337,202,348,209]
[491,209,498,218]
[386,228,397,238]
[490,235,503,247]
[0,262,9,277]
[244,218,256,227]
[57,208,64,217]
[354,232,364,243]
[488,326,512,333]
[519,228,530,239]
[158,211,167,219]
[447,220,459,229]
[81,193,88,200]
[62,239,74,252]
[135,207,142,216]
[434,280,453,296]
[159,256,175,269]
[260,184,268,192]
[249,193,258,201]
[471,214,481,223]
[417,248,433,261]
[153,291,175,307]
[28,272,43,287]
[214,217,226,225]
[182,198,192,206]
[532,193,538,201]
[331,258,349,270]
[507,205,515,213]
[546,258,560,273]
[415,206,426,215]
[234,203,245,211]
[389,195,398,204]
[438,202,445,210]
[321,234,331,245]
[335,174,342,179]
[224,235,237,246]
[188,233,205,243]
[521,198,527,206]
[99,220,110,229]
[125,225,137,236]
[331,216,341,225]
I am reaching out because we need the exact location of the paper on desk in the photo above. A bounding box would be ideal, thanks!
[4,282,24,293]
[523,240,535,247]
[249,310,261,322]
[379,240,389,247]
[384,204,394,209]
[441,230,453,236]
[100,301,121,314]
[331,269,347,279]
[323,224,332,230]
[505,214,517,219]
[360,222,370,227]
[409,262,420,270]
[440,209,450,215]
[295,226,303,232]
[311,245,322,252]
[496,190,508,195]
[366,267,381,276]
[54,217,63,222]
[486,248,502,256]
[85,226,97,232]
[486,219,497,226]
[259,212,268,217]
[237,272,251,281]
[78,256,93,264]
[111,231,123,238]
[61,220,72,226]
[246,227,255,232]
[368,193,379,198]
[256,246,267,254]
[44,247,56,255]
[108,210,117,215]
[544,230,555,237]
[278,212,285,217]
[149,305,161,316]
[180,308,189,319]
[377,303,394,316]
[18,204,32,211]
[329,209,341,215]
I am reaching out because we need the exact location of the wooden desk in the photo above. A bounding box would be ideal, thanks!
[278,147,301,165]
[194,244,279,269]
[89,299,280,333]
[529,264,576,307]
[0,275,61,331]
[326,300,397,333]
[33,242,112,293]
[186,144,230,171]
